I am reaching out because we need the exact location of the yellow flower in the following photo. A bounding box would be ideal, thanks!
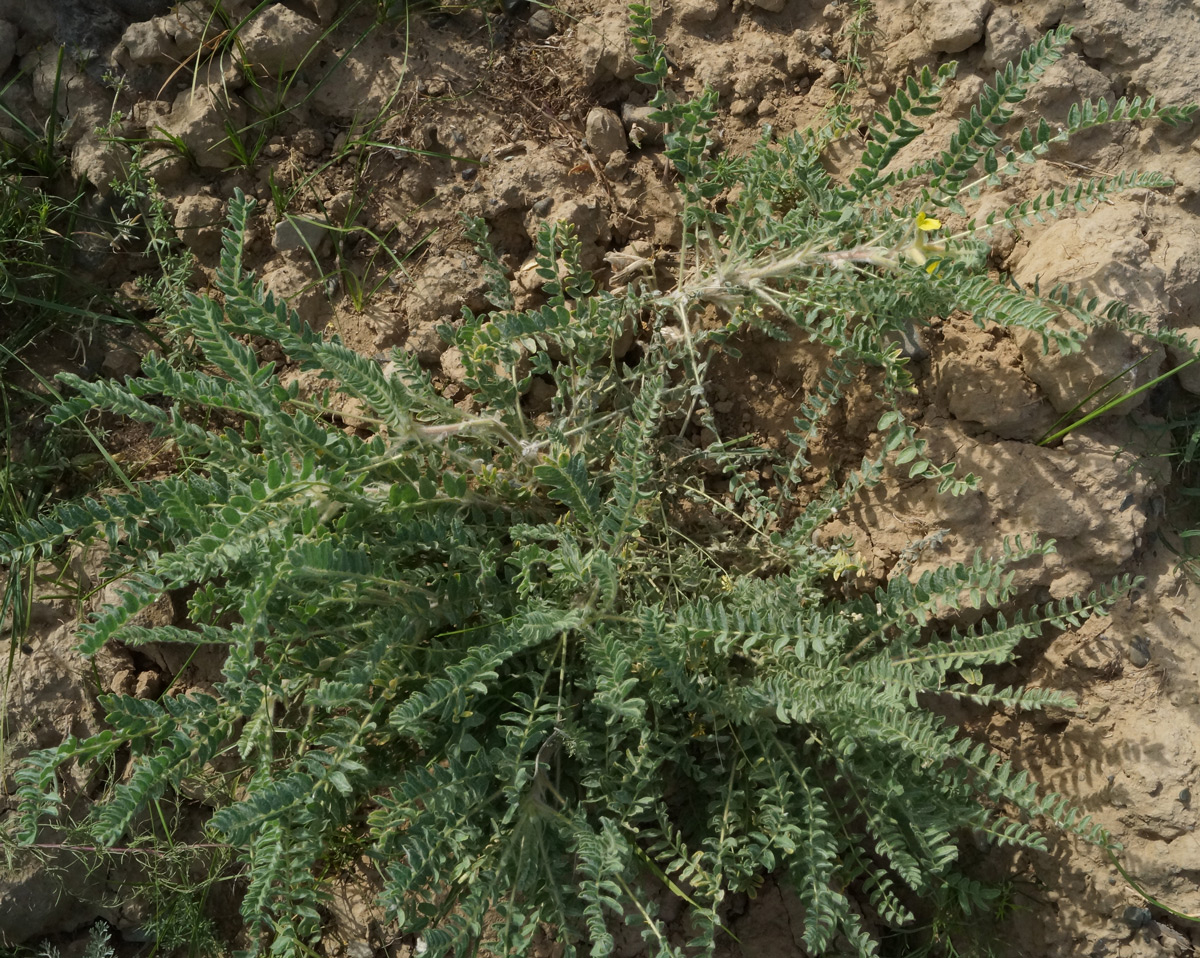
[916,211,941,231]
[904,212,946,268]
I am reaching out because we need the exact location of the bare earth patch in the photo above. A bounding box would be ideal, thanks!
[3,0,1200,954]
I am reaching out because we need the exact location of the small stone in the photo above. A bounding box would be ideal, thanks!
[406,323,448,365]
[261,261,332,331]
[914,0,991,54]
[71,135,129,191]
[100,346,142,380]
[676,0,722,23]
[1122,906,1153,929]
[1127,637,1151,668]
[526,8,555,37]
[576,13,638,86]
[747,0,786,11]
[174,193,226,258]
[981,8,1031,69]
[110,669,137,696]
[237,5,323,75]
[135,671,164,699]
[159,87,249,169]
[532,197,554,217]
[294,128,325,157]
[585,106,628,162]
[440,346,468,384]
[165,2,213,57]
[273,214,331,254]
[119,18,180,66]
[621,104,664,147]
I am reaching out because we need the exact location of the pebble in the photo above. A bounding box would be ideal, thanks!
[526,7,555,37]
[1127,636,1151,668]
[1122,905,1153,929]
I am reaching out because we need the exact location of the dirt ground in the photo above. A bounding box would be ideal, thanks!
[3,0,1200,955]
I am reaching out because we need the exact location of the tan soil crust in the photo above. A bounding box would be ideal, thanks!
[3,0,1200,954]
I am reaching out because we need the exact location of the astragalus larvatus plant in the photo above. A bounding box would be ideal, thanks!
[4,7,1196,957]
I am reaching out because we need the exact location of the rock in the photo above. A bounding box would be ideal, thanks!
[1127,637,1151,668]
[405,322,448,365]
[980,8,1031,69]
[174,192,226,257]
[118,17,179,65]
[273,213,332,254]
[1024,55,1113,125]
[24,46,86,111]
[71,136,130,191]
[914,0,991,54]
[165,2,217,58]
[261,260,332,331]
[530,196,611,269]
[236,4,323,75]
[100,345,143,380]
[140,148,190,187]
[99,327,160,382]
[440,346,468,383]
[575,13,637,86]
[747,0,785,11]
[158,86,248,169]
[621,103,663,148]
[526,7,555,37]
[310,41,406,120]
[676,0,722,23]
[846,422,1159,598]
[1074,0,1200,104]
[584,106,627,163]
[293,127,325,157]
[402,254,490,350]
[1012,201,1168,418]
[0,20,17,76]
[933,319,1057,441]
